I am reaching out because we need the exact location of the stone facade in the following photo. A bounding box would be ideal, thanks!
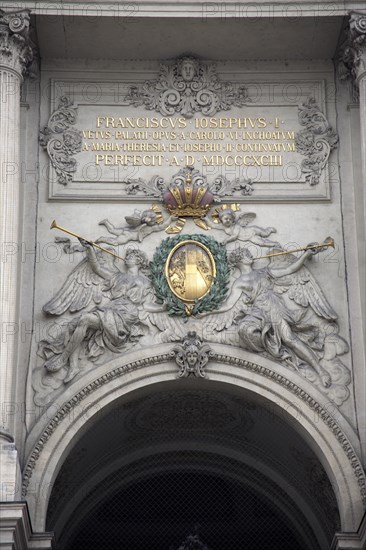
[0,2,365,549]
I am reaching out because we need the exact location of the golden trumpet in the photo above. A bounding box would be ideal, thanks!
[259,237,335,260]
[50,220,125,261]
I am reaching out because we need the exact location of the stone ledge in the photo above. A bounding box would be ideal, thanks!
[0,502,54,550]
[331,511,366,550]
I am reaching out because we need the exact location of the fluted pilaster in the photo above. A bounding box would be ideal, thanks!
[0,11,33,487]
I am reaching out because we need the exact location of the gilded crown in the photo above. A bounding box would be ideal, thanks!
[163,172,214,218]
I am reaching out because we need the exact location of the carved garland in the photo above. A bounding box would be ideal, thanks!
[22,352,366,504]
[40,96,82,185]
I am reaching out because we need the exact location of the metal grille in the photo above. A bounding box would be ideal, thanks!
[65,452,313,550]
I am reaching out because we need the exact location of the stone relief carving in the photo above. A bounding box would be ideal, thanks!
[295,98,338,186]
[198,244,349,399]
[124,56,251,118]
[338,11,366,99]
[171,332,214,378]
[204,207,280,248]
[123,166,253,233]
[38,240,164,385]
[124,165,253,201]
[34,187,350,407]
[40,96,82,185]
[0,10,33,75]
[96,205,176,246]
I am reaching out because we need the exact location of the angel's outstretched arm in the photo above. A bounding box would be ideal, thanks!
[269,249,315,278]
[79,239,117,279]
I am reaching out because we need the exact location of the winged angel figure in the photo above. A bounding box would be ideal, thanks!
[97,207,177,246]
[37,239,165,386]
[206,208,281,249]
[200,243,350,403]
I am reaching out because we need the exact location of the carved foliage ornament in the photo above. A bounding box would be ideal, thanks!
[125,165,253,206]
[338,11,366,90]
[40,96,82,185]
[0,10,33,75]
[124,56,251,118]
[295,98,338,185]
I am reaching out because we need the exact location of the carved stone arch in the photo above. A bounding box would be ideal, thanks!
[23,343,366,535]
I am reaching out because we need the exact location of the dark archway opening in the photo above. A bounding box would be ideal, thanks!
[46,383,340,549]
[66,467,310,550]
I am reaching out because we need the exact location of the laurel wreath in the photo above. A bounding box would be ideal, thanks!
[150,234,230,317]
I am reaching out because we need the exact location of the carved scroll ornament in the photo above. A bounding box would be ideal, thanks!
[295,98,338,186]
[124,56,251,118]
[40,96,82,185]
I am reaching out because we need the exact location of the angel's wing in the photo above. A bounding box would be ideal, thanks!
[43,257,114,315]
[270,253,337,320]
[238,212,256,227]
[202,298,244,333]
[147,311,187,340]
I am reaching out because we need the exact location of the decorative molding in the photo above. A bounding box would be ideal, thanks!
[40,96,82,185]
[295,98,338,185]
[0,10,33,76]
[171,332,214,377]
[22,351,366,506]
[124,56,251,118]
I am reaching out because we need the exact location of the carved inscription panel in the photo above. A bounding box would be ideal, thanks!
[41,61,337,202]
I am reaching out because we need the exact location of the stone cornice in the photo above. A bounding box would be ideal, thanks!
[0,1,361,18]
[0,9,33,77]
